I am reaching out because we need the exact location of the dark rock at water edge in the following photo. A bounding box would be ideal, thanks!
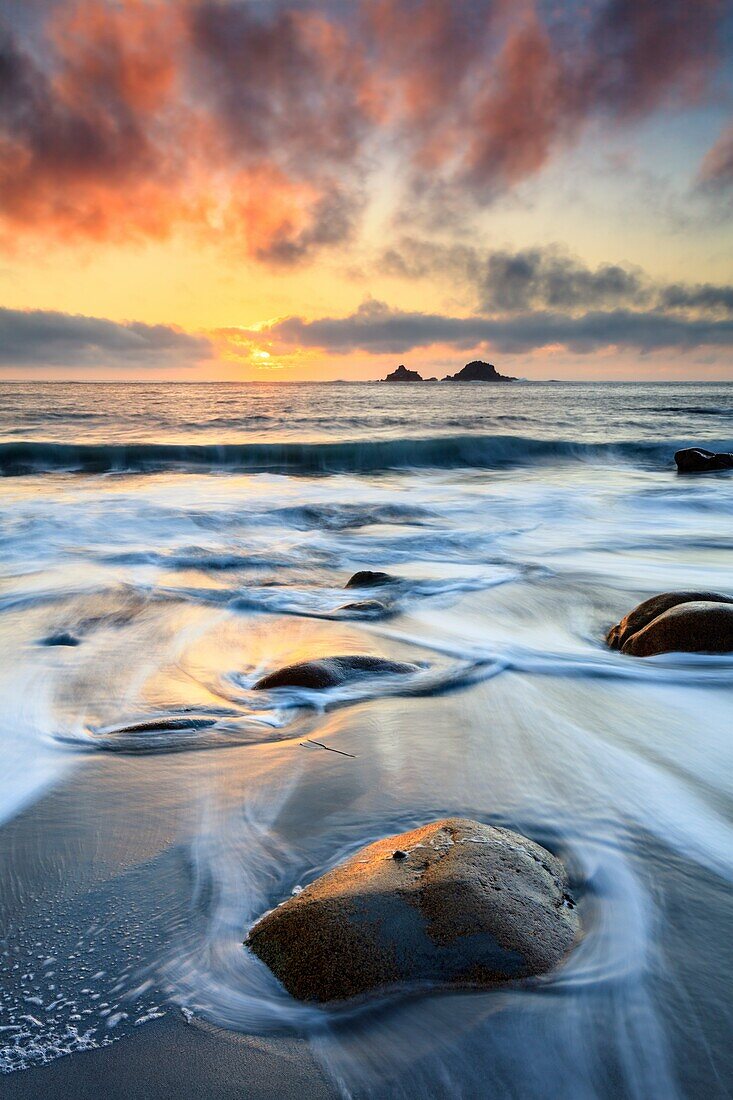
[608,591,733,656]
[338,599,392,618]
[675,448,733,473]
[622,601,733,657]
[40,632,80,647]
[345,570,398,588]
[443,361,516,383]
[246,817,579,1002]
[253,654,420,690]
[383,364,423,382]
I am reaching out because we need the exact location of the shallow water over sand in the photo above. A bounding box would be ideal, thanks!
[1,381,732,1095]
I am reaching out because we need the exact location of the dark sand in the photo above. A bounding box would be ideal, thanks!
[1,1017,333,1100]
[0,749,336,1099]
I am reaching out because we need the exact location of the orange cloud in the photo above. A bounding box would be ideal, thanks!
[0,0,728,258]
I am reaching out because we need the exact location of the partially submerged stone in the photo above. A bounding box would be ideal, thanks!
[345,570,398,588]
[253,654,419,690]
[675,448,733,474]
[246,818,579,1002]
[337,599,392,617]
[621,601,733,657]
[40,632,80,647]
[607,591,733,651]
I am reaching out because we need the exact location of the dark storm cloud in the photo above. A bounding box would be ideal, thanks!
[0,308,211,368]
[257,300,733,355]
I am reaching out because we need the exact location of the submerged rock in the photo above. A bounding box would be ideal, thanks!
[607,591,733,651]
[675,448,733,473]
[246,818,579,1002]
[345,570,398,588]
[253,654,419,690]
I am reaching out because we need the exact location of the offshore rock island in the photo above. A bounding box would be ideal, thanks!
[382,360,516,383]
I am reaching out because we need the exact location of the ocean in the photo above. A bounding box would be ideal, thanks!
[1,380,732,1097]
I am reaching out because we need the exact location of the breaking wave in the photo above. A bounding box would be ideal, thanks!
[0,434,722,476]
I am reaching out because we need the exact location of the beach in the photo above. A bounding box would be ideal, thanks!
[1,380,733,1097]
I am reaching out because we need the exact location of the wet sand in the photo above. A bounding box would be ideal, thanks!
[0,750,334,1097]
[2,1015,333,1100]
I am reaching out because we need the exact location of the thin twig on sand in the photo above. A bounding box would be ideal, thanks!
[301,738,356,758]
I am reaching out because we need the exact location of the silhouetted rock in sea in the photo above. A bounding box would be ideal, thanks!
[383,364,423,382]
[443,361,516,383]
[345,570,398,588]
[607,591,733,656]
[253,654,419,690]
[246,818,579,1002]
[675,448,733,473]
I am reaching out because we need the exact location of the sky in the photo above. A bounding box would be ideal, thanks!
[1,0,733,381]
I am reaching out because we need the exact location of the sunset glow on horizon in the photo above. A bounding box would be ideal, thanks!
[2,0,732,381]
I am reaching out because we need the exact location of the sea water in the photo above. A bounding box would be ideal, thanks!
[0,381,732,1096]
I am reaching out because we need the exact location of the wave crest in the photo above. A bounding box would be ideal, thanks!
[1,434,721,476]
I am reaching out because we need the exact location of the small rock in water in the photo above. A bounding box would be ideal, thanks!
[345,570,398,589]
[253,655,420,691]
[337,599,392,618]
[675,447,733,473]
[608,591,733,656]
[40,632,80,647]
[246,818,579,1002]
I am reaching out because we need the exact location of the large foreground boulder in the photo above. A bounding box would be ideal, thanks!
[246,818,579,1002]
[607,592,733,656]
[253,654,419,690]
[675,448,733,473]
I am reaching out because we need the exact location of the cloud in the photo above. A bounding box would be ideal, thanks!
[479,249,647,312]
[377,239,733,317]
[251,299,733,356]
[580,0,724,118]
[0,307,211,368]
[0,0,730,258]
[0,2,367,260]
[659,282,733,313]
[0,4,184,241]
[698,121,733,191]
